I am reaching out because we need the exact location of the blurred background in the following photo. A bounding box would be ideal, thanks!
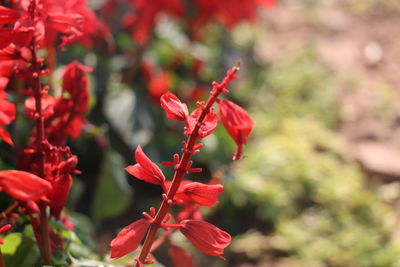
[4,0,400,266]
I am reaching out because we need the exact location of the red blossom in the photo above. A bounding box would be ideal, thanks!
[110,219,150,258]
[160,91,188,122]
[12,18,35,47]
[48,155,77,219]
[169,244,196,267]
[0,92,16,145]
[0,170,52,202]
[24,95,55,119]
[148,72,170,103]
[179,220,231,258]
[185,108,218,138]
[180,182,223,207]
[125,145,166,185]
[122,0,184,44]
[45,61,91,145]
[219,100,254,160]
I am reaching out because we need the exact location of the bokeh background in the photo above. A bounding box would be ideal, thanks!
[4,0,400,266]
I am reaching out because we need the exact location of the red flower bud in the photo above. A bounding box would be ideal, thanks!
[176,182,223,206]
[219,100,254,160]
[125,145,165,185]
[0,170,52,202]
[110,219,150,258]
[179,220,231,258]
[160,91,188,121]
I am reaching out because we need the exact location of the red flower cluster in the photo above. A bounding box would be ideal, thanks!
[106,0,275,44]
[0,0,100,263]
[110,64,254,266]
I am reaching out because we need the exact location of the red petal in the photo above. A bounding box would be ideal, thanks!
[185,108,218,138]
[0,28,13,49]
[169,244,196,267]
[24,95,55,119]
[160,91,188,121]
[182,182,223,206]
[110,219,150,258]
[0,170,52,201]
[125,145,165,185]
[180,220,231,258]
[49,174,73,219]
[46,13,83,35]
[0,6,19,26]
[0,95,15,125]
[148,72,169,103]
[0,127,13,145]
[12,18,34,47]
[219,100,254,159]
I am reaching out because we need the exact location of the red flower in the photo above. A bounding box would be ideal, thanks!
[12,18,35,47]
[24,95,55,119]
[0,92,16,145]
[48,155,77,219]
[125,145,166,185]
[174,182,223,206]
[45,61,91,145]
[169,244,196,267]
[179,220,231,258]
[0,170,52,202]
[110,219,150,258]
[160,91,188,122]
[148,71,170,104]
[185,108,218,138]
[219,100,254,160]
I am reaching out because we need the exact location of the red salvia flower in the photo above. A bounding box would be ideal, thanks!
[148,71,170,104]
[0,170,52,202]
[219,100,254,160]
[25,95,55,119]
[12,17,35,47]
[110,219,150,258]
[160,91,188,122]
[185,108,218,138]
[125,145,166,185]
[169,244,196,267]
[179,220,231,258]
[175,182,223,207]
[0,92,16,145]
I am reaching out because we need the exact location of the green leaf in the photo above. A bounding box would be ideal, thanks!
[2,233,39,266]
[91,150,133,220]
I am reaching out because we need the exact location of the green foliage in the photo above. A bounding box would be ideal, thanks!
[92,151,133,220]
[223,47,400,266]
[2,232,39,266]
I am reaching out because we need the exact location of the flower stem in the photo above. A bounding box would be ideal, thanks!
[29,2,51,263]
[135,65,239,266]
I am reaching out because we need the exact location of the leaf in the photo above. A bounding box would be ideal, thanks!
[2,233,39,266]
[92,150,133,220]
